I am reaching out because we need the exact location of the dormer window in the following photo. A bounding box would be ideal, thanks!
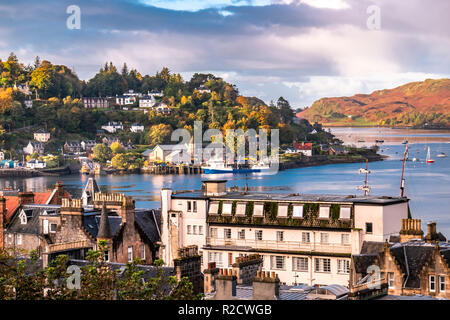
[19,210,27,225]
[319,206,330,219]
[340,206,351,220]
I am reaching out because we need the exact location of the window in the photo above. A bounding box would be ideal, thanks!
[302,232,310,243]
[293,257,308,272]
[340,206,351,220]
[277,231,284,242]
[141,244,146,260]
[314,258,331,273]
[104,251,109,262]
[238,229,245,240]
[224,228,232,239]
[228,253,233,266]
[19,210,27,225]
[235,202,246,216]
[193,201,197,212]
[210,227,217,238]
[430,275,436,292]
[8,234,12,245]
[193,225,197,235]
[209,202,219,215]
[208,252,223,267]
[255,230,263,241]
[128,246,133,262]
[222,202,232,215]
[278,205,288,217]
[50,223,57,233]
[187,225,192,234]
[17,234,22,245]
[253,203,264,217]
[388,272,394,288]
[337,259,350,274]
[271,256,285,270]
[187,201,192,212]
[199,226,203,235]
[341,234,350,245]
[320,233,329,244]
[439,276,446,292]
[293,205,303,218]
[366,223,373,234]
[319,206,330,219]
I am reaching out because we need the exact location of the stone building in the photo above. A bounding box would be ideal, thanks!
[40,193,161,268]
[350,219,450,299]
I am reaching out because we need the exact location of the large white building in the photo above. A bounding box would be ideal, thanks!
[160,180,409,287]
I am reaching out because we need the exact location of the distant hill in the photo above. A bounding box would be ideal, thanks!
[297,79,450,127]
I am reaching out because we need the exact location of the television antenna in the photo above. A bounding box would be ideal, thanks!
[400,144,409,197]
[357,159,371,196]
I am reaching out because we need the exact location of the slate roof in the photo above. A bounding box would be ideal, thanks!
[360,241,385,254]
[134,209,161,243]
[7,205,59,234]
[353,254,379,274]
[389,242,440,289]
[82,213,123,240]
[214,284,312,300]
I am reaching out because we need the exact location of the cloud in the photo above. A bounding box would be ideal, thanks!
[0,0,448,107]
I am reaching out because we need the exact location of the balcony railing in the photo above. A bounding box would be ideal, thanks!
[205,237,352,254]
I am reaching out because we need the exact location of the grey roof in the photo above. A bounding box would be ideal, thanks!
[82,213,122,240]
[232,284,311,300]
[134,209,161,243]
[353,254,379,274]
[7,205,59,235]
[97,203,113,239]
[172,190,408,206]
[361,241,385,254]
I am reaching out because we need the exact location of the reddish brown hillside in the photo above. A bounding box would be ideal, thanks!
[298,79,450,127]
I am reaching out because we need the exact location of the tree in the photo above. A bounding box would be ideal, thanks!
[110,141,125,154]
[146,124,172,147]
[92,144,112,163]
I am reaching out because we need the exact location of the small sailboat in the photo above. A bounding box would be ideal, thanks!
[426,147,435,163]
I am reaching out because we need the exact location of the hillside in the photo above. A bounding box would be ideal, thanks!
[298,79,450,127]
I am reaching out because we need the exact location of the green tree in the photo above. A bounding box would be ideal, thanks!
[93,144,112,163]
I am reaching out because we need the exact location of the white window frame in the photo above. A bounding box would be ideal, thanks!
[210,227,217,238]
[319,206,330,219]
[314,258,331,273]
[439,275,446,292]
[253,203,264,217]
[430,275,436,292]
[193,201,197,212]
[320,233,329,244]
[292,205,303,218]
[209,202,219,215]
[193,225,197,235]
[208,252,223,268]
[238,229,245,240]
[141,244,146,260]
[278,204,288,218]
[340,206,351,220]
[224,228,232,239]
[128,246,133,262]
[187,225,191,234]
[293,257,308,272]
[337,259,350,274]
[302,232,310,243]
[271,255,285,270]
[222,202,233,216]
[235,202,246,216]
[277,231,284,242]
[388,272,394,288]
[341,233,350,245]
[50,223,57,233]
[199,226,203,235]
[17,234,22,245]
[255,230,263,241]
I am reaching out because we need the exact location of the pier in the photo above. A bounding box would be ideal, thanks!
[142,164,204,175]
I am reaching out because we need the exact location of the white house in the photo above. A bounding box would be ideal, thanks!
[81,140,97,152]
[34,129,51,143]
[83,97,109,109]
[26,159,46,169]
[130,124,144,133]
[196,85,211,94]
[23,141,44,155]
[155,102,171,114]
[160,180,409,287]
[0,151,4,161]
[101,122,123,133]
[139,95,156,108]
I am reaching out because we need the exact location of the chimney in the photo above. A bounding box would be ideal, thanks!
[213,268,237,300]
[252,271,280,300]
[232,254,263,285]
[19,192,34,205]
[202,180,227,196]
[425,222,439,243]
[204,262,219,294]
[60,198,84,216]
[174,245,203,294]
[399,218,423,243]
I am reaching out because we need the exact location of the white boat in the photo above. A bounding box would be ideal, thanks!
[412,158,419,162]
[437,153,447,158]
[426,147,435,164]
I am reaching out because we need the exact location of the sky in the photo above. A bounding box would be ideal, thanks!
[0,0,449,107]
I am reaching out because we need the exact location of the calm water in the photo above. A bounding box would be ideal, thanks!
[2,127,450,236]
